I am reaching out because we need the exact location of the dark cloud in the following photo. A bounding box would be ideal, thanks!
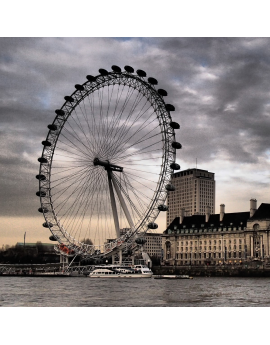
[1,37,270,230]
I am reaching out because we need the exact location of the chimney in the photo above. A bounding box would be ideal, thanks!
[220,204,225,222]
[250,198,257,217]
[205,205,211,223]
[180,208,185,224]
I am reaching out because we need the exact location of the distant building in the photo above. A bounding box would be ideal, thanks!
[16,242,55,252]
[166,168,215,226]
[162,199,270,266]
[143,233,162,258]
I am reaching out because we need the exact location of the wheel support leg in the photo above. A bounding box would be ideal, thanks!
[107,170,120,238]
[110,172,135,229]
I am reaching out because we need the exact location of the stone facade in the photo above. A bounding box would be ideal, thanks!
[143,233,162,258]
[162,200,270,266]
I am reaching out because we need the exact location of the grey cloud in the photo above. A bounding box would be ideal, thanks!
[1,37,270,219]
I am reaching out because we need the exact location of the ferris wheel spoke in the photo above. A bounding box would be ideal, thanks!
[104,90,145,154]
[122,171,157,192]
[114,143,160,162]
[60,124,95,158]
[51,164,91,176]
[70,106,96,153]
[99,85,136,157]
[52,166,95,209]
[107,102,156,158]
[67,173,105,241]
[112,173,143,220]
[122,172,150,213]
[59,168,102,230]
[124,167,161,175]
[66,174,102,241]
[54,143,91,162]
[51,164,92,188]
[51,166,97,202]
[113,115,159,156]
[102,91,148,158]
[113,128,161,161]
[121,171,154,204]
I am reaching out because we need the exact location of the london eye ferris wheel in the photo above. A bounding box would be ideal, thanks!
[36,65,181,259]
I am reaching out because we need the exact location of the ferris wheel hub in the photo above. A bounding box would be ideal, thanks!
[93,158,123,172]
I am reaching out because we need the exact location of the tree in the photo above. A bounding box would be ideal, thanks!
[81,238,93,245]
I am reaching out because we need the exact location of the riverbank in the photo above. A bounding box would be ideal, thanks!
[152,264,270,277]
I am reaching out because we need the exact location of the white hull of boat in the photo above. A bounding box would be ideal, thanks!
[88,265,153,278]
[89,273,152,278]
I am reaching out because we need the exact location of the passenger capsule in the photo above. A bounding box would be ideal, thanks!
[99,68,109,76]
[148,77,158,85]
[166,184,175,191]
[158,89,167,96]
[36,191,46,197]
[111,65,121,72]
[38,157,48,164]
[38,207,48,213]
[75,84,84,91]
[165,104,175,111]
[170,121,180,129]
[148,222,158,229]
[43,222,53,228]
[55,109,65,116]
[64,96,74,102]
[86,75,96,82]
[136,69,147,77]
[48,124,57,131]
[170,162,180,170]
[158,204,168,212]
[36,174,46,181]
[172,141,182,149]
[135,238,147,245]
[42,140,51,147]
[124,65,134,73]
[49,235,57,241]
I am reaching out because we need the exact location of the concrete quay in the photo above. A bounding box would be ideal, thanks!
[152,263,270,277]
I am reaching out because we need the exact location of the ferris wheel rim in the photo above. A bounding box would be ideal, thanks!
[37,67,179,258]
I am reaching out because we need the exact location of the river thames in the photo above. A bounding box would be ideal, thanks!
[1,276,270,307]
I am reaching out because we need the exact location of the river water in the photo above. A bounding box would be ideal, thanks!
[1,276,270,307]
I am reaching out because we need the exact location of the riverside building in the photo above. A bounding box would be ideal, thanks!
[166,168,215,226]
[162,199,270,266]
[143,233,162,258]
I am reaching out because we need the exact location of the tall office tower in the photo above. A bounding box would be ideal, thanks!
[166,168,215,226]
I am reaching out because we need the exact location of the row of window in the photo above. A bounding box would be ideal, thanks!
[180,239,244,245]
[167,227,246,234]
[174,252,244,259]
[178,245,243,251]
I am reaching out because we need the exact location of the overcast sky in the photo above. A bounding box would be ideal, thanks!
[1,37,270,246]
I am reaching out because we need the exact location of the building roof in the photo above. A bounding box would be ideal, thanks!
[251,203,270,220]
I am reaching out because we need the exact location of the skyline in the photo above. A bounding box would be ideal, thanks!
[1,37,270,246]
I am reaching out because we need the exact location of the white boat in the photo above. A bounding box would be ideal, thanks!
[89,264,153,278]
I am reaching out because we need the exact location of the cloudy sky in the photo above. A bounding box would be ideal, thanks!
[1,37,270,246]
